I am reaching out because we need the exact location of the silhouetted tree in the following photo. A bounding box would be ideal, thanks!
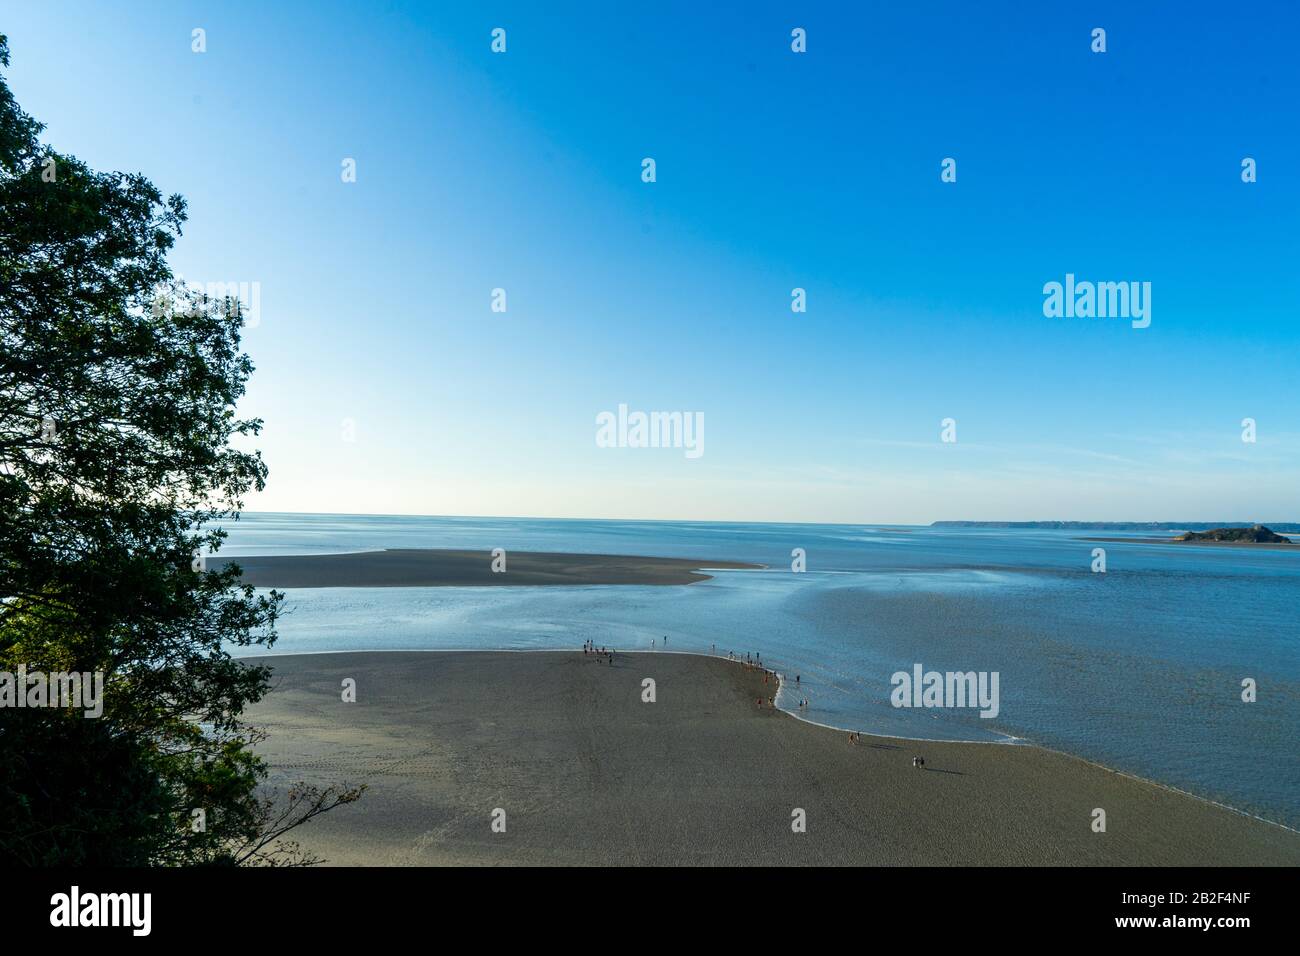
[0,35,360,865]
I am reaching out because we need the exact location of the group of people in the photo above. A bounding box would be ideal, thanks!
[842,730,927,769]
[582,640,615,663]
[754,664,781,710]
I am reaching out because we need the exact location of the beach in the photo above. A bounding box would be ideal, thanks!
[213,549,762,588]
[247,650,1300,866]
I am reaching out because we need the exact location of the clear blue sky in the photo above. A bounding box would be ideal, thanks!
[5,1,1298,522]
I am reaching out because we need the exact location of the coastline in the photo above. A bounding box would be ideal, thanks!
[244,649,1300,865]
[767,664,1293,835]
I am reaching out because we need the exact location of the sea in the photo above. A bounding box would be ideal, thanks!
[220,512,1300,828]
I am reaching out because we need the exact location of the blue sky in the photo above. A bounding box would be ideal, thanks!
[5,1,1298,522]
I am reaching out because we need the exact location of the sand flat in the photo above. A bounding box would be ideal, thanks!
[212,549,762,588]
[247,651,1300,866]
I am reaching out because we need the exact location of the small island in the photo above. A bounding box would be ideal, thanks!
[1082,524,1298,550]
[1175,525,1292,544]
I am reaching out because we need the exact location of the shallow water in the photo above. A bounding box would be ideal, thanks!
[221,513,1300,827]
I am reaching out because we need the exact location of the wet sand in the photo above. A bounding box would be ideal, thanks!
[248,651,1300,866]
[212,549,762,588]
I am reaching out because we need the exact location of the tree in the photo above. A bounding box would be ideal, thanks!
[0,34,360,865]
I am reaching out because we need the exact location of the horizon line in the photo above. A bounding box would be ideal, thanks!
[227,510,1300,528]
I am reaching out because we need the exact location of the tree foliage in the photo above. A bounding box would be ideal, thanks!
[0,34,360,865]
